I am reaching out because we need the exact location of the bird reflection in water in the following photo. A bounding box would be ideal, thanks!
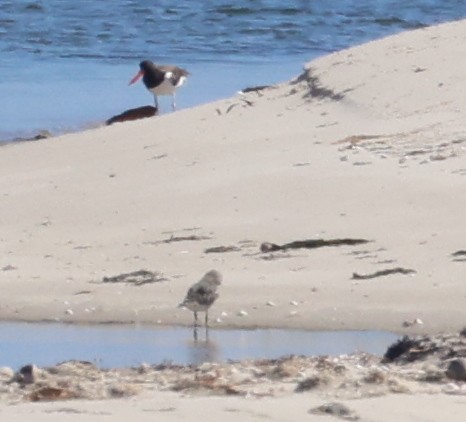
[187,336,220,366]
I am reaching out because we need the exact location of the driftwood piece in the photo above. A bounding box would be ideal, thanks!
[260,238,369,253]
[146,235,212,246]
[352,267,416,280]
[205,245,241,254]
[102,270,166,286]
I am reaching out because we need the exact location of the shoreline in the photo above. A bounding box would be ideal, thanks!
[1,18,466,420]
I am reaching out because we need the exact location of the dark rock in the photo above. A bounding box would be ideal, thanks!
[446,359,466,381]
[106,105,157,125]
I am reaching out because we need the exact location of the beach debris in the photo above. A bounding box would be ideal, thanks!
[28,386,77,402]
[266,301,276,307]
[451,250,466,262]
[260,238,369,253]
[13,364,36,385]
[73,290,92,295]
[106,105,157,125]
[108,383,141,398]
[9,130,53,143]
[352,267,416,280]
[32,130,53,140]
[102,269,166,286]
[295,375,322,392]
[402,318,424,328]
[172,377,243,396]
[383,337,420,363]
[292,68,345,101]
[352,161,372,166]
[289,300,299,306]
[259,252,296,261]
[205,245,241,253]
[239,85,271,94]
[445,359,466,381]
[334,134,385,147]
[150,153,168,161]
[2,336,466,405]
[240,98,254,107]
[383,332,466,364]
[65,309,74,315]
[224,103,239,114]
[237,310,248,317]
[0,367,14,381]
[1,264,17,271]
[363,369,388,384]
[309,402,360,421]
[145,234,212,246]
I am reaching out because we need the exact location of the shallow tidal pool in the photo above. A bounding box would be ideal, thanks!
[0,322,399,369]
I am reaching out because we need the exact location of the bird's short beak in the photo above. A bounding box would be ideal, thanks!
[129,70,144,85]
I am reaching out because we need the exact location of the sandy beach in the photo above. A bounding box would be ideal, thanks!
[0,18,465,420]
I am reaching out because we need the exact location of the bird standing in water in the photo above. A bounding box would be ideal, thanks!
[129,60,189,112]
[179,270,222,340]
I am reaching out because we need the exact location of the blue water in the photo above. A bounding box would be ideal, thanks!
[0,322,398,368]
[1,1,466,140]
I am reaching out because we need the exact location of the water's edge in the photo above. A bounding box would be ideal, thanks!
[0,321,399,369]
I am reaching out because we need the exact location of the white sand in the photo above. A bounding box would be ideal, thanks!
[0,18,466,420]
[1,393,465,422]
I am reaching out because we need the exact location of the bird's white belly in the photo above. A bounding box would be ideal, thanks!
[149,76,186,96]
[182,301,209,313]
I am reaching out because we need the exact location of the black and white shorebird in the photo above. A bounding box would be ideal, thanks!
[179,270,222,334]
[129,60,189,111]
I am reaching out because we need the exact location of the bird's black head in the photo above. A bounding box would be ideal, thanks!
[139,60,155,72]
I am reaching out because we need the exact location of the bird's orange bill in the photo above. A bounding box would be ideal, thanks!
[128,70,144,85]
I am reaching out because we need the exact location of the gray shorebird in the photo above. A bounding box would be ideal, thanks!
[179,270,222,330]
[129,60,189,111]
